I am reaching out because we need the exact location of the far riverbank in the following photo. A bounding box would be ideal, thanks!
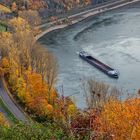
[36,0,140,40]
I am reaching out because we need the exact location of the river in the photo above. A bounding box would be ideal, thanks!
[39,3,140,108]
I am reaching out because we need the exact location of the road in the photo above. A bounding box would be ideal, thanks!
[0,79,28,122]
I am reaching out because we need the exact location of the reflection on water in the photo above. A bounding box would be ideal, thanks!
[39,4,140,108]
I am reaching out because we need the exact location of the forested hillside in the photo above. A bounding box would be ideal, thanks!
[1,0,91,11]
[1,0,93,19]
[44,0,91,10]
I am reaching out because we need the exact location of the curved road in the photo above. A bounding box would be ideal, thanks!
[0,79,28,122]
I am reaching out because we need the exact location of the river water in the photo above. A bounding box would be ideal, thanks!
[39,3,140,108]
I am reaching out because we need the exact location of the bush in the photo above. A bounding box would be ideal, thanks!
[0,122,70,140]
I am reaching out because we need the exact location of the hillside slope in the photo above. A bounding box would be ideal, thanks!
[0,0,92,11]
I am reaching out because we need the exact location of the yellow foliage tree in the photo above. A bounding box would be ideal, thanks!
[9,17,30,32]
[67,104,77,117]
[0,112,9,127]
[16,76,27,102]
[0,57,10,74]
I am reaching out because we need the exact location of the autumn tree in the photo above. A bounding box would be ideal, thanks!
[30,43,58,97]
[92,98,140,139]
[8,17,35,74]
[84,79,120,109]
[0,112,9,127]
[28,0,47,10]
[18,10,41,26]
[11,2,17,12]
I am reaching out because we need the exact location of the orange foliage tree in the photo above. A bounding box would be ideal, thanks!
[16,71,57,117]
[11,2,17,12]
[91,98,140,140]
[0,57,10,75]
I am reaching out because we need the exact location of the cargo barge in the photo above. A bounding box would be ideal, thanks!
[79,51,119,78]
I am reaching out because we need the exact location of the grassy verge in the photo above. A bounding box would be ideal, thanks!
[0,25,6,32]
[0,98,18,124]
[0,22,7,32]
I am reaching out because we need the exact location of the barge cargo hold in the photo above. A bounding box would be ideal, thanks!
[79,51,119,78]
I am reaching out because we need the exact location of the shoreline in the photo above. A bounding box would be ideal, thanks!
[35,0,140,40]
